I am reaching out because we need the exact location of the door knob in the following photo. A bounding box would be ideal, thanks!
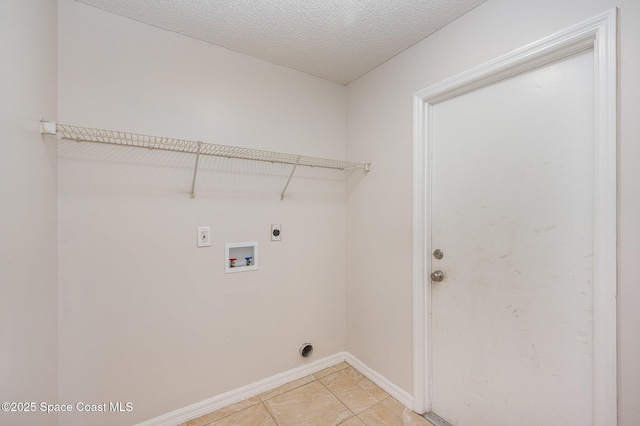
[431,270,444,282]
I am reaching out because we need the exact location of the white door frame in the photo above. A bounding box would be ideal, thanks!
[412,9,617,425]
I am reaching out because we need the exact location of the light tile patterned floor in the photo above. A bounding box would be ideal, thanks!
[181,362,434,426]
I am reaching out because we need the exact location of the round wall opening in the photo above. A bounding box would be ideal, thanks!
[299,343,313,358]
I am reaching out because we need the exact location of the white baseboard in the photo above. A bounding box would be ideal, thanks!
[344,353,414,409]
[136,351,413,426]
[135,352,347,426]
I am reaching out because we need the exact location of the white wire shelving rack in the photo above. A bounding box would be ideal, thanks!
[41,121,370,199]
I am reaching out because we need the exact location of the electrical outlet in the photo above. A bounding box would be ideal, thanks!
[271,224,281,241]
[197,227,211,247]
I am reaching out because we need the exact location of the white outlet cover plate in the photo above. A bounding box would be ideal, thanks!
[271,224,281,241]
[197,227,211,247]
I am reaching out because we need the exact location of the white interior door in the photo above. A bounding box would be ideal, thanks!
[430,50,594,426]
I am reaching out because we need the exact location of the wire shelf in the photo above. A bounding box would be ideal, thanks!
[42,121,369,199]
[53,123,369,171]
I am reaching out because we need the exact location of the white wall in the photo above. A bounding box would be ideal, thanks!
[57,1,348,424]
[0,1,59,426]
[345,0,640,424]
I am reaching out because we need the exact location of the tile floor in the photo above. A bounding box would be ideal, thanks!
[181,362,434,426]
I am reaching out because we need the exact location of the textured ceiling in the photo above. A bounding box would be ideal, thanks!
[76,0,486,85]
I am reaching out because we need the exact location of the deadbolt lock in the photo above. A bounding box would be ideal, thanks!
[430,270,444,282]
[433,249,444,259]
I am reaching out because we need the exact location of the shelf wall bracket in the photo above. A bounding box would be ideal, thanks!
[280,156,301,201]
[190,142,202,199]
[40,120,57,135]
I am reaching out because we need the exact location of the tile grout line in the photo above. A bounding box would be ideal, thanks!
[315,371,361,424]
[309,363,355,425]
[261,377,323,425]
[354,395,392,425]
[319,365,393,419]
[200,362,400,426]
[261,401,280,426]
[261,374,340,426]
[263,379,347,426]
[259,377,317,403]
[312,361,350,380]
[196,398,263,426]
[190,364,344,425]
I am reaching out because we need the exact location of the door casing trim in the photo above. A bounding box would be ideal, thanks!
[412,9,617,425]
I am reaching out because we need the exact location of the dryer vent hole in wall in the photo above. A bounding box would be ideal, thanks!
[299,343,313,358]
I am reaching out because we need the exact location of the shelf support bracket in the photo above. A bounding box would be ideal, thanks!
[190,142,202,199]
[281,156,301,201]
[40,120,57,135]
